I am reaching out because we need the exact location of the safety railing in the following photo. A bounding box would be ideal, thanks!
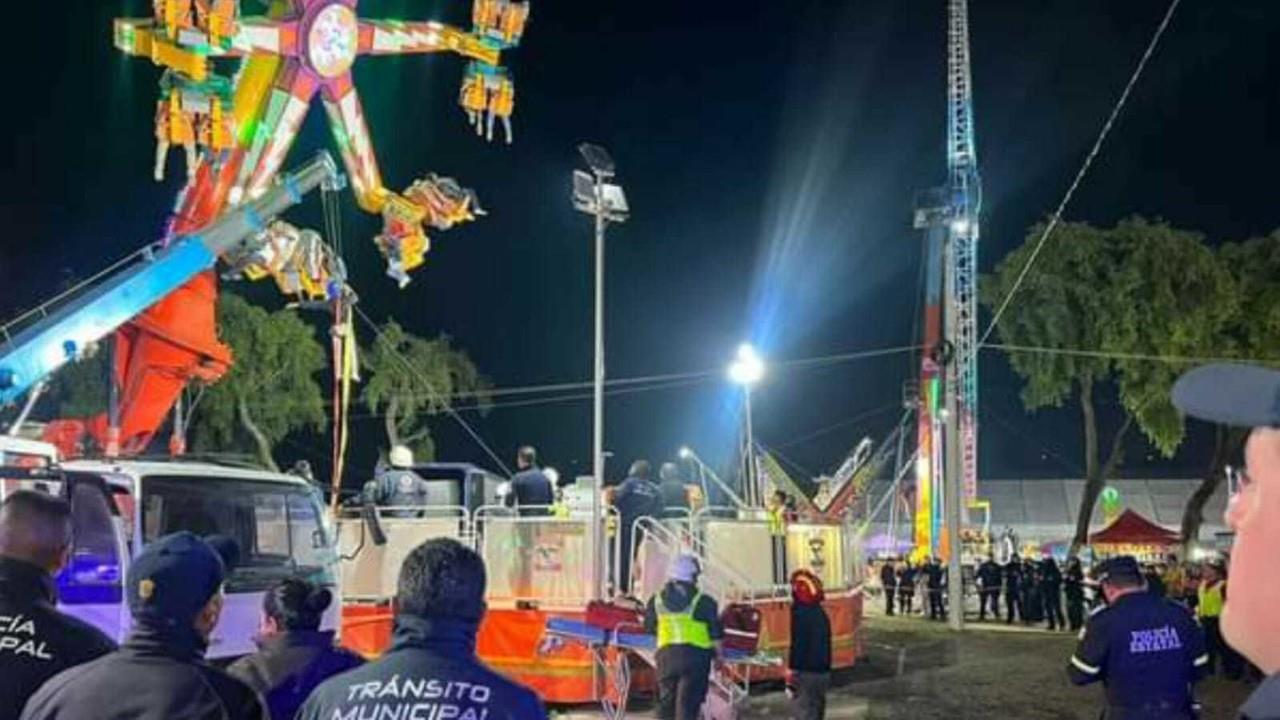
[633,515,762,603]
[474,504,620,609]
[335,505,470,602]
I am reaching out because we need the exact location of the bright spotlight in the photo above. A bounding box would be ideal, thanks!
[678,446,693,460]
[728,344,765,386]
[950,217,971,235]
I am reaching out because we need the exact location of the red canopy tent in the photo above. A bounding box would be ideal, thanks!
[1089,509,1181,560]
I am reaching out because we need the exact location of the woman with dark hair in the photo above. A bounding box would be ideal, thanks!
[228,578,364,719]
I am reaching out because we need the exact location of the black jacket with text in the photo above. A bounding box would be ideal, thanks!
[0,557,116,720]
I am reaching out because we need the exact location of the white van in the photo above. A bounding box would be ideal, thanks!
[0,451,339,660]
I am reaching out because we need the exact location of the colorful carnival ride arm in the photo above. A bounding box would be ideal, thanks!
[0,152,340,407]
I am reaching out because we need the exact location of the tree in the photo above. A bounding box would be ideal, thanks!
[191,292,327,471]
[47,349,109,417]
[982,217,1234,552]
[362,320,491,462]
[1177,232,1280,548]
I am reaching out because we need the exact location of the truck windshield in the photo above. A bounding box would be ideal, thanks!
[141,475,335,592]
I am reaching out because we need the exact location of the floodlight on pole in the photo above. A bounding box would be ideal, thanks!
[573,142,627,601]
[728,343,765,506]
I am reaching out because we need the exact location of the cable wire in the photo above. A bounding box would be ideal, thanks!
[983,342,1280,368]
[353,305,512,476]
[979,0,1182,347]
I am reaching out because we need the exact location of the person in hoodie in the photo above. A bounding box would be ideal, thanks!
[644,554,724,720]
[0,490,116,720]
[610,460,664,594]
[21,532,265,720]
[298,537,545,720]
[228,578,364,719]
[787,570,831,720]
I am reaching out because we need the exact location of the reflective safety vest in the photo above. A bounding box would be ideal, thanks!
[656,593,713,650]
[767,506,786,537]
[1198,581,1225,619]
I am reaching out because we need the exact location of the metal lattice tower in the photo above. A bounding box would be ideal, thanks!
[947,0,982,502]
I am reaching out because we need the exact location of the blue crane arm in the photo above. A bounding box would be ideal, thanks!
[0,151,340,405]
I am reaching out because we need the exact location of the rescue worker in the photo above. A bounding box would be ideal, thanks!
[21,532,267,720]
[1196,560,1243,680]
[506,445,554,516]
[298,538,546,720]
[644,554,723,720]
[1004,553,1023,624]
[1042,556,1066,631]
[879,558,898,616]
[364,445,431,517]
[611,460,663,594]
[658,462,692,519]
[767,490,789,585]
[1064,556,1087,632]
[787,570,831,720]
[1,491,116,720]
[1173,362,1280,717]
[1067,556,1208,720]
[925,557,945,621]
[976,555,1002,622]
[228,578,364,720]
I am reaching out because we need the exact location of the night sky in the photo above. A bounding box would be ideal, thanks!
[2,1,1279,486]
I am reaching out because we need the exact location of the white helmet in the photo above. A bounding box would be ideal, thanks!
[389,445,414,469]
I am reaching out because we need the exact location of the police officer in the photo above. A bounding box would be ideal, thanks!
[364,445,431,517]
[880,559,898,616]
[21,532,265,720]
[657,462,693,519]
[298,538,546,720]
[1068,556,1208,720]
[645,554,723,720]
[925,557,946,621]
[0,491,116,720]
[611,460,664,594]
[898,561,917,615]
[1004,553,1023,624]
[976,555,1002,622]
[1064,556,1086,632]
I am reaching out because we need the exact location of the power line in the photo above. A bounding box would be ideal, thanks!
[770,402,902,451]
[978,0,1182,346]
[983,342,1280,367]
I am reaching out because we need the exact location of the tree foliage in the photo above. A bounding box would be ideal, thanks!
[191,292,327,470]
[362,320,491,462]
[47,349,110,418]
[982,217,1235,551]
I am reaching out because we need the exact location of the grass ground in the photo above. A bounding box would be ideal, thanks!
[554,614,1256,719]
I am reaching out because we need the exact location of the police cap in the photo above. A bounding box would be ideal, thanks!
[1094,556,1142,585]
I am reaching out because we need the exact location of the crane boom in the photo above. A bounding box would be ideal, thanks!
[0,152,340,406]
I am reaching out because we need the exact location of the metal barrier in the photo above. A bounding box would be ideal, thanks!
[474,505,620,609]
[692,507,782,598]
[336,505,470,601]
[634,515,761,603]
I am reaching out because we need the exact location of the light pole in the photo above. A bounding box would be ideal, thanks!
[728,344,765,507]
[573,143,628,600]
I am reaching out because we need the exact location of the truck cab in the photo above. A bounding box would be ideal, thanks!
[0,451,339,660]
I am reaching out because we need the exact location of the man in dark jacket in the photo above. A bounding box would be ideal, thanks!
[21,532,265,720]
[657,462,692,519]
[1064,556,1087,632]
[925,557,946,621]
[0,490,116,720]
[644,554,724,720]
[1004,554,1023,624]
[611,460,664,594]
[1067,556,1208,720]
[505,445,554,515]
[228,578,364,720]
[298,538,546,720]
[788,570,831,720]
[879,560,897,616]
[898,561,918,615]
[1041,557,1066,631]
[976,556,1002,622]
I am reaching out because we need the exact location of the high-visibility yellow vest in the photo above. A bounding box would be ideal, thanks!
[767,507,786,537]
[656,592,713,650]
[1199,581,1225,618]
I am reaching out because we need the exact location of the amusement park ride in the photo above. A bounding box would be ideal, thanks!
[31,0,529,458]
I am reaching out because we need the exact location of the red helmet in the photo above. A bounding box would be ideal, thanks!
[790,569,825,604]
